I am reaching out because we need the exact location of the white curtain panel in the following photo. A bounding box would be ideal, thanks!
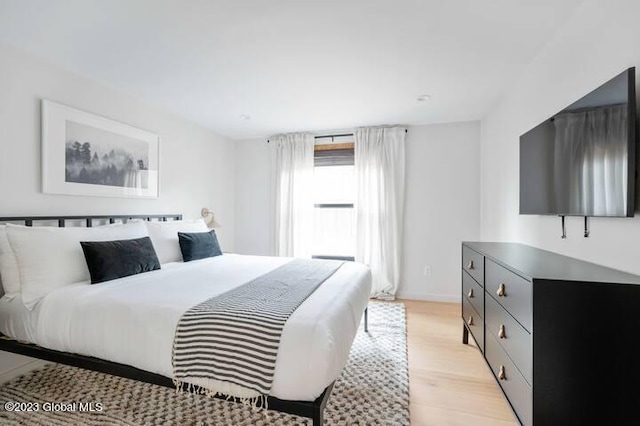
[355,127,406,299]
[273,133,315,257]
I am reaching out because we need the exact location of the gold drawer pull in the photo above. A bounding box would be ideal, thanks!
[498,365,506,380]
[498,324,506,339]
[468,288,474,298]
[467,316,474,326]
[497,283,506,297]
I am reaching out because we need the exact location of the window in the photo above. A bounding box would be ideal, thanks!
[311,142,355,261]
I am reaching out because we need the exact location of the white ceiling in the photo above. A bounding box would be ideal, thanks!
[0,0,585,139]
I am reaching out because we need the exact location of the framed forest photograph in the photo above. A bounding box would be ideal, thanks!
[42,100,159,198]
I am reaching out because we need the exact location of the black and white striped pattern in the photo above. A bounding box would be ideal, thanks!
[172,259,343,396]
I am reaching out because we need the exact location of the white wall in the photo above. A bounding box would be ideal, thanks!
[400,122,480,301]
[0,43,235,248]
[0,43,236,380]
[234,138,272,255]
[234,122,481,301]
[480,0,640,274]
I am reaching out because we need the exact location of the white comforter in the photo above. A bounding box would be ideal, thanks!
[8,254,371,401]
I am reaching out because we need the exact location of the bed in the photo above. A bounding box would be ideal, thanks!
[0,214,371,425]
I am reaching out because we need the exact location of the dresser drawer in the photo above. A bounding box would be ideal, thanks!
[486,259,532,331]
[462,271,484,318]
[462,246,484,286]
[485,294,532,385]
[486,332,532,426]
[462,295,484,351]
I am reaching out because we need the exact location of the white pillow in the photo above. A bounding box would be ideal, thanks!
[146,219,209,264]
[0,226,22,300]
[7,221,149,310]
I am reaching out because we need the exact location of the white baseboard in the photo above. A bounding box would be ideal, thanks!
[396,292,460,303]
[0,359,49,385]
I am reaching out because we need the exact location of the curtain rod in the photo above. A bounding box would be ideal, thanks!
[268,129,407,143]
[314,133,354,139]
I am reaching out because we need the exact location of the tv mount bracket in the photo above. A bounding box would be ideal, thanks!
[584,216,590,238]
[559,215,590,239]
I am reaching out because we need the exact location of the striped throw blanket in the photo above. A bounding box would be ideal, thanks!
[172,259,343,399]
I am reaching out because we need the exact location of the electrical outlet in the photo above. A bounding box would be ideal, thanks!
[423,266,432,278]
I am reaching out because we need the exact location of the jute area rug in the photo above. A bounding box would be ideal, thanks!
[0,302,409,425]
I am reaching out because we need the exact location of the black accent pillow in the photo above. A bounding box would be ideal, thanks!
[178,230,222,262]
[80,236,161,284]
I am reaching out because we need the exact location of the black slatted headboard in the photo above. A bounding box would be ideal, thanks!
[0,214,182,227]
[0,214,181,298]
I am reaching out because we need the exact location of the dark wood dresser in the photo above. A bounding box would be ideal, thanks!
[461,242,640,426]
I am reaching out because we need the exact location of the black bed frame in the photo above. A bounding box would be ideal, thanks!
[0,214,340,425]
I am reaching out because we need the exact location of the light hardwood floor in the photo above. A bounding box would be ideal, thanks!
[403,299,517,426]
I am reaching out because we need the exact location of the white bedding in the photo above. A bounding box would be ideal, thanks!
[0,295,39,344]
[0,254,371,401]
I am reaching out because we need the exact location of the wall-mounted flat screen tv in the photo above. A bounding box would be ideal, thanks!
[520,68,636,217]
